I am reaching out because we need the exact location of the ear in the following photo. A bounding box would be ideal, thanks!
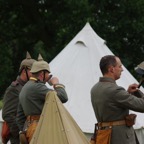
[21,69,25,74]
[39,71,43,77]
[109,66,114,73]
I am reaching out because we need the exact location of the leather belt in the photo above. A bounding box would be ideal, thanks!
[27,115,40,122]
[97,120,126,127]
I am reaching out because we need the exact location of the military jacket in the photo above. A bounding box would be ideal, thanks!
[2,77,26,122]
[17,79,68,130]
[91,77,144,144]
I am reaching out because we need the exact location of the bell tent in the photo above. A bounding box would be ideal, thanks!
[49,22,144,142]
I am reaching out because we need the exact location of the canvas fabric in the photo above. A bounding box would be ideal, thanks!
[30,91,89,144]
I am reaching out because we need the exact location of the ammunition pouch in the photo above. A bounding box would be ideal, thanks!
[1,121,10,144]
[90,124,112,144]
[19,115,40,144]
[26,115,40,142]
[125,114,137,127]
[96,128,112,144]
[90,119,127,144]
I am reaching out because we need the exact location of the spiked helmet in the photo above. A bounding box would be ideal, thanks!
[19,51,36,72]
[30,54,51,73]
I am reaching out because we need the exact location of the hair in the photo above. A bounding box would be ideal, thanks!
[100,55,118,75]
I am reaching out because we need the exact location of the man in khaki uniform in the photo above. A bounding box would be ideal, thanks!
[2,52,36,144]
[91,55,144,144]
[16,54,68,143]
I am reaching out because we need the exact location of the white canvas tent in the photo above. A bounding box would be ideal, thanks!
[49,22,144,143]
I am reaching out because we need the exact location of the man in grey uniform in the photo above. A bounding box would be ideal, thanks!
[2,52,36,144]
[16,54,68,143]
[91,55,144,144]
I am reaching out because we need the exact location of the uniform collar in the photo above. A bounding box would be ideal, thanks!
[16,76,27,86]
[30,77,38,81]
[99,77,116,84]
[29,77,40,82]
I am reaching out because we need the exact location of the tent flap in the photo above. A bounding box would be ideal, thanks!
[30,91,89,144]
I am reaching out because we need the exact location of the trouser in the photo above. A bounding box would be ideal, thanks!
[7,121,20,144]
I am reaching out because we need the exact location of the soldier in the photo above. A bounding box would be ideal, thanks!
[2,52,36,144]
[16,54,68,143]
[91,55,144,144]
[135,61,144,75]
[135,61,144,88]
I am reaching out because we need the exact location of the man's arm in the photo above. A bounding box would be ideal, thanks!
[16,103,26,131]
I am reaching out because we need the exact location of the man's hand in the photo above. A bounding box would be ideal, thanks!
[127,83,139,93]
[49,77,59,85]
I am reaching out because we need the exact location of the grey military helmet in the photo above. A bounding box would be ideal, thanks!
[19,51,36,72]
[135,61,144,75]
[30,54,51,73]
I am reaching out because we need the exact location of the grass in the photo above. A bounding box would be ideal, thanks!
[0,100,3,109]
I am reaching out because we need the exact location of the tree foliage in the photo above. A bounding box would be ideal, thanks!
[0,0,144,98]
[90,0,144,75]
[0,0,92,98]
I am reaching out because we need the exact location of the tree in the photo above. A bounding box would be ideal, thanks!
[89,0,144,78]
[1,0,144,98]
[0,0,92,98]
